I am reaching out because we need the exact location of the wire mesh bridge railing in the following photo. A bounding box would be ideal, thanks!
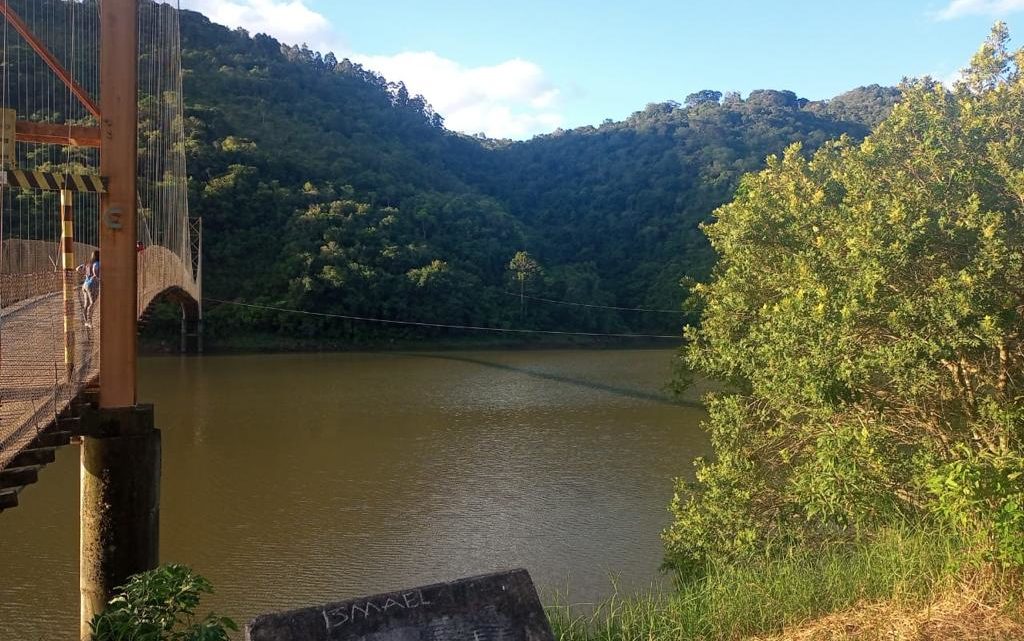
[0,0,199,496]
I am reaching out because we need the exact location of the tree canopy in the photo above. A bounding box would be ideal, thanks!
[665,24,1024,572]
[167,5,898,342]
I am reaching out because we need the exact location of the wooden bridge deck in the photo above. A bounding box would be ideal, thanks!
[0,287,97,510]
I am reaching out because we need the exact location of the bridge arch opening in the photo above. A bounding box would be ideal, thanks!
[139,286,202,353]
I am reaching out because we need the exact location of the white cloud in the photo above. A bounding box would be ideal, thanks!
[936,0,1024,20]
[179,0,333,50]
[354,52,564,138]
[177,0,565,139]
[941,67,967,87]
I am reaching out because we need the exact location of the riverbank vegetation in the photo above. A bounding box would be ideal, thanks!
[90,565,235,641]
[554,25,1024,640]
[549,525,1021,640]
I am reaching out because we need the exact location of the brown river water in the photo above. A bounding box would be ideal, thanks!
[0,349,709,639]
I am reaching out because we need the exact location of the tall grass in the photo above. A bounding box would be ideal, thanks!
[547,524,979,641]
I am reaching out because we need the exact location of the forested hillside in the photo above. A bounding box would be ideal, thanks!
[176,7,899,343]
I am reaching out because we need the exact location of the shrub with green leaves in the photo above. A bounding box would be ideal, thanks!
[665,24,1024,573]
[90,564,237,641]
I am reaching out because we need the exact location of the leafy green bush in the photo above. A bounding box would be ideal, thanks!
[666,24,1024,573]
[928,447,1024,567]
[90,564,237,641]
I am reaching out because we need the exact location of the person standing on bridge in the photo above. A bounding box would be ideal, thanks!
[78,250,100,328]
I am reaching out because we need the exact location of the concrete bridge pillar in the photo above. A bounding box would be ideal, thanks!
[79,405,160,638]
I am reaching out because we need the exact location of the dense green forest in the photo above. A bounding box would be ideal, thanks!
[176,8,899,344]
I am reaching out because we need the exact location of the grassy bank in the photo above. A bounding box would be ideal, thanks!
[547,524,1022,641]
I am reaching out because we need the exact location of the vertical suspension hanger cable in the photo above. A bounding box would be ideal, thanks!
[68,0,75,157]
[0,0,10,411]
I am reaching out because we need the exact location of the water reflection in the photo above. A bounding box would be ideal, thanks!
[405,352,701,408]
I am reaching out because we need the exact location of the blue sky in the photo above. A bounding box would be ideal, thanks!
[178,0,1024,139]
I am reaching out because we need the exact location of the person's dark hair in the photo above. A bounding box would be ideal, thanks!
[91,250,99,262]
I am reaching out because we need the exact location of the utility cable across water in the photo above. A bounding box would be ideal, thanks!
[500,290,686,314]
[205,298,683,340]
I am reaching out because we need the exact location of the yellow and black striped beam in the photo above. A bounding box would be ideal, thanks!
[2,169,106,193]
[60,189,75,380]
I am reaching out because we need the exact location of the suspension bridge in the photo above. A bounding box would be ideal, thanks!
[0,1,198,635]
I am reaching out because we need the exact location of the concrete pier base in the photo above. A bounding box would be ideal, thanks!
[79,405,160,639]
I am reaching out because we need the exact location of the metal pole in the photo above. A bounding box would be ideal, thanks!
[99,0,138,409]
[61,189,75,381]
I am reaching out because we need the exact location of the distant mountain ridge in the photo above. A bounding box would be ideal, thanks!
[176,7,900,340]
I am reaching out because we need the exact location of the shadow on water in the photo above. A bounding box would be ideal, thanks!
[405,352,702,408]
